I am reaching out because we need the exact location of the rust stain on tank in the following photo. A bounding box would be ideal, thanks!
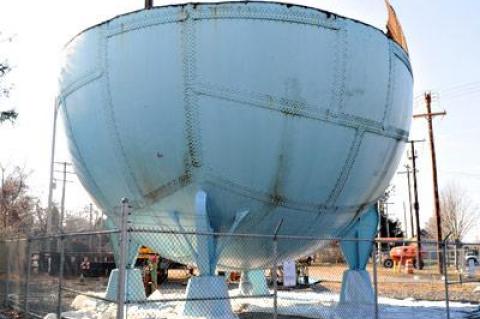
[270,153,286,206]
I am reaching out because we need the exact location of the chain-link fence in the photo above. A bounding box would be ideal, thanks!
[1,213,479,319]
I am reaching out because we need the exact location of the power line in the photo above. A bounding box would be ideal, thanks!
[440,89,480,100]
[439,170,480,178]
[412,81,480,106]
[435,81,480,94]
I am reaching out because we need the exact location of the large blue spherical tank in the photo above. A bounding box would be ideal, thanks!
[58,1,413,270]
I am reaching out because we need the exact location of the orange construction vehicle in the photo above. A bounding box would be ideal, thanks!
[382,243,425,268]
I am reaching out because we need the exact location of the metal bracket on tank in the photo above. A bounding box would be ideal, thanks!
[214,209,250,264]
[167,211,199,263]
[168,190,250,275]
[340,206,379,270]
[193,191,215,275]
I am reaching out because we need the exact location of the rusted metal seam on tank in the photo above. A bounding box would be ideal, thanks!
[382,41,394,126]
[98,4,343,39]
[59,98,111,209]
[102,32,145,205]
[205,173,322,212]
[326,129,365,206]
[60,29,105,99]
[67,0,398,48]
[105,12,187,38]
[143,174,191,205]
[192,15,339,30]
[367,141,400,203]
[329,19,347,112]
[190,7,340,30]
[194,83,408,141]
[268,103,295,207]
[182,6,203,172]
[391,42,412,76]
[203,173,365,213]
[59,71,103,100]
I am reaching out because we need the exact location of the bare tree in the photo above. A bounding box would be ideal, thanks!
[0,31,17,124]
[425,183,479,242]
[0,164,44,237]
[63,208,91,233]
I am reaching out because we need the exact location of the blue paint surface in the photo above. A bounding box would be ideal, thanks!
[58,2,412,270]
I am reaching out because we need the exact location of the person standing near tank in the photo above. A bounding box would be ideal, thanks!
[149,255,158,291]
[80,257,90,283]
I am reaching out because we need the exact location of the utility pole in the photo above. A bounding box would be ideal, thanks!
[413,92,446,274]
[398,165,414,238]
[59,162,68,231]
[1,165,6,232]
[47,100,60,234]
[89,203,93,229]
[145,0,153,9]
[89,203,93,251]
[98,210,104,254]
[409,140,424,269]
[379,200,394,238]
[381,201,394,238]
[53,162,74,232]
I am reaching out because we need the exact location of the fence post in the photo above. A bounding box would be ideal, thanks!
[116,198,129,319]
[4,240,10,308]
[372,240,379,319]
[442,240,450,319]
[272,237,278,319]
[272,219,283,319]
[23,238,32,319]
[56,235,65,318]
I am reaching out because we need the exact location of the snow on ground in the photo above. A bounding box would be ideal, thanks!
[58,289,479,319]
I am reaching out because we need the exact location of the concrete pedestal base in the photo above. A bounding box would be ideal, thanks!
[239,270,269,296]
[339,270,374,304]
[183,276,237,319]
[105,268,146,302]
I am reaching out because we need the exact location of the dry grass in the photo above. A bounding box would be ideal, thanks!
[308,264,480,303]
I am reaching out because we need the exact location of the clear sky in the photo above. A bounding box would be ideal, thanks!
[0,1,479,239]
[389,0,480,240]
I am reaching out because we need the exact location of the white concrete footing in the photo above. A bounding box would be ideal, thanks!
[239,270,269,296]
[183,276,237,319]
[105,268,146,302]
[339,270,374,304]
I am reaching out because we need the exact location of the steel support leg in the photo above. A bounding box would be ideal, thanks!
[182,190,237,319]
[339,206,379,312]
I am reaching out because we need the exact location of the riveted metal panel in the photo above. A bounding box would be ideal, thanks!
[195,12,340,112]
[106,23,189,201]
[61,80,131,209]
[341,20,390,122]
[281,118,356,205]
[336,133,404,207]
[199,95,284,194]
[386,49,414,130]
[60,29,104,98]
